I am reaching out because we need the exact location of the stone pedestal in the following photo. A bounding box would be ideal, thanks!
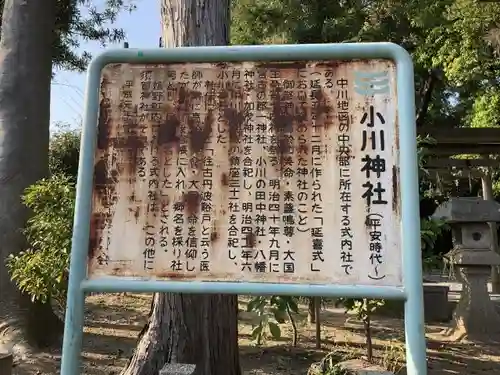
[375,284,451,322]
[160,363,196,375]
[335,359,395,375]
[446,265,500,341]
[433,197,500,342]
[423,284,451,322]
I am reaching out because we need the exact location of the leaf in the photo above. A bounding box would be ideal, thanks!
[273,296,287,310]
[272,308,287,323]
[247,297,261,312]
[287,297,299,314]
[256,297,268,311]
[251,324,263,340]
[268,321,281,339]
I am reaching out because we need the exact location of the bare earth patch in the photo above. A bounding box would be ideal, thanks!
[11,293,500,375]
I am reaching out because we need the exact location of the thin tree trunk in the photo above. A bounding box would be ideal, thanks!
[0,0,62,358]
[307,297,315,324]
[314,297,321,349]
[364,315,373,363]
[121,293,240,375]
[286,305,298,347]
[415,69,438,128]
[121,1,238,374]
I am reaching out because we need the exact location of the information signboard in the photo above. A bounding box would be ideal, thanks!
[60,44,427,375]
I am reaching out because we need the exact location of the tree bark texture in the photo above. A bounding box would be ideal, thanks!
[160,0,230,47]
[0,0,62,357]
[314,297,321,349]
[122,293,240,375]
[122,1,240,375]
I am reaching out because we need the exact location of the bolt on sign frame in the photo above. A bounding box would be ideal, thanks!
[60,42,427,375]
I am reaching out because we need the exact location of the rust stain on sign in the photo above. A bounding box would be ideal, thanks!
[88,60,402,287]
[182,191,201,215]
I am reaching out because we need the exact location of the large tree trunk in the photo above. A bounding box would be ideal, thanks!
[0,0,62,358]
[121,1,239,375]
[160,0,230,47]
[122,293,240,375]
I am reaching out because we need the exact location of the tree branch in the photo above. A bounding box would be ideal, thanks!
[416,69,439,128]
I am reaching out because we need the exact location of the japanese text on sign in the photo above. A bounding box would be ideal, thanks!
[88,60,401,286]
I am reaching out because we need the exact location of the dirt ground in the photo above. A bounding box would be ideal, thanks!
[11,293,500,375]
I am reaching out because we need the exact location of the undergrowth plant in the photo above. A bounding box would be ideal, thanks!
[307,350,354,375]
[246,295,299,345]
[6,174,75,311]
[381,341,406,374]
[337,298,385,362]
[5,126,79,312]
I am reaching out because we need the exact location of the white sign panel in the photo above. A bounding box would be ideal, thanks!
[88,60,401,287]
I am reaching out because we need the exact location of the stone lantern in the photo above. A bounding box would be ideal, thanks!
[433,197,500,342]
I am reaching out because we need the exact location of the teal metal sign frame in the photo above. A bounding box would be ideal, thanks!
[60,42,427,375]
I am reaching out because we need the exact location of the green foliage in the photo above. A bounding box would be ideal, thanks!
[6,174,75,309]
[468,88,500,128]
[231,0,500,130]
[246,295,298,345]
[421,0,500,87]
[421,218,449,259]
[49,123,80,179]
[492,174,500,197]
[6,127,79,308]
[0,0,135,71]
[416,135,436,174]
[339,298,385,323]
